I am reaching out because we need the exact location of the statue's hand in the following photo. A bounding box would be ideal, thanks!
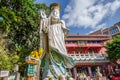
[44,26,49,33]
[40,10,46,19]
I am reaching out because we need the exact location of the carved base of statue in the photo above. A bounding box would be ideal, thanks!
[41,50,74,80]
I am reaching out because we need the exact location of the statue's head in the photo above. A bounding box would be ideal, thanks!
[50,3,60,19]
[50,3,60,11]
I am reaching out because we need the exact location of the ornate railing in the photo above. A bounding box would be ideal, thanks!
[68,53,109,62]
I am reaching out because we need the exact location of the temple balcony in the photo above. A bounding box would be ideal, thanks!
[68,52,109,62]
[85,43,104,47]
[66,43,104,48]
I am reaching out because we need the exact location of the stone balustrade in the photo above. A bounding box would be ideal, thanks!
[68,52,108,61]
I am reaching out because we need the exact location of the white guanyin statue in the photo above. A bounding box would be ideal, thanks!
[40,3,75,79]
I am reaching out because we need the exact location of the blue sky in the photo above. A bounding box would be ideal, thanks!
[36,0,120,34]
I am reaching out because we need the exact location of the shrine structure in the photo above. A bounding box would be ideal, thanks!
[65,34,113,79]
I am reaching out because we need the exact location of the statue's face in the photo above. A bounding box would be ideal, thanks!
[51,8,60,19]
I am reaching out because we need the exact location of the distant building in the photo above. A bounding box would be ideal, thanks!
[90,22,120,38]
[65,34,113,79]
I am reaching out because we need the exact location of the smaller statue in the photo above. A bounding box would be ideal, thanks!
[78,71,87,80]
[96,67,102,78]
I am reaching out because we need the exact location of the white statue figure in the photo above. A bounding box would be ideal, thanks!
[96,67,102,77]
[40,3,74,79]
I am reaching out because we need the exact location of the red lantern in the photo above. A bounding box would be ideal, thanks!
[117,59,120,64]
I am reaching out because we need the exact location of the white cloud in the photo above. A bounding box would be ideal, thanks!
[88,23,106,34]
[62,0,120,30]
[111,0,120,14]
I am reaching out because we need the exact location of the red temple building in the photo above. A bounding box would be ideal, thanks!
[65,34,114,79]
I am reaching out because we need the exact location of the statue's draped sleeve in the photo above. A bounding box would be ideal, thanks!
[60,20,69,36]
[40,18,49,58]
[40,19,48,33]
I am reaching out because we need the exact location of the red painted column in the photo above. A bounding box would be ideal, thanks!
[88,66,92,78]
[73,67,77,79]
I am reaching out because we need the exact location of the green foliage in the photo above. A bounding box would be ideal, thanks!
[0,36,19,70]
[0,7,17,33]
[0,0,48,71]
[0,53,19,70]
[35,3,50,15]
[105,35,120,62]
